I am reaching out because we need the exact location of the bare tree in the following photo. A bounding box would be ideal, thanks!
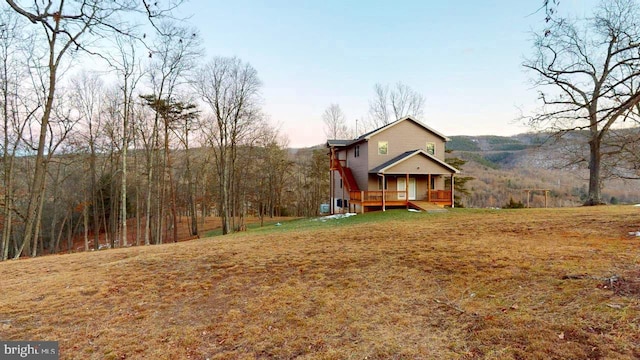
[25,88,80,257]
[0,8,31,260]
[367,82,425,129]
[194,56,262,235]
[322,103,351,139]
[293,148,329,217]
[108,35,144,248]
[143,22,200,245]
[524,0,640,205]
[601,127,640,180]
[69,71,104,251]
[172,98,200,236]
[4,0,184,257]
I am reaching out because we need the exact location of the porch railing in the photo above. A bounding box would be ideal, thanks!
[350,190,452,203]
[350,190,405,201]
[429,190,452,202]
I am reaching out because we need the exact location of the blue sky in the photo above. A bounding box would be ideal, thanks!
[179,0,596,147]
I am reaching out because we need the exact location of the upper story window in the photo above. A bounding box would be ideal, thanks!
[426,142,435,156]
[378,141,388,155]
[354,145,360,157]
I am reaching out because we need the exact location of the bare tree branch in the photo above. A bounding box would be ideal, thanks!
[524,0,640,205]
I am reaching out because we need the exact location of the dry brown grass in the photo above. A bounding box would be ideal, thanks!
[1,206,640,359]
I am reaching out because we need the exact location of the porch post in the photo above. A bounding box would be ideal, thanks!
[427,174,432,202]
[330,169,334,215]
[361,191,365,214]
[329,147,336,215]
[341,179,345,214]
[405,173,409,206]
[382,174,386,212]
[451,174,455,208]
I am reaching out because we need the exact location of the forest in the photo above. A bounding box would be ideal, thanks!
[0,2,329,260]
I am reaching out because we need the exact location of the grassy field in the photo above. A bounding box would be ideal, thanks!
[1,206,639,359]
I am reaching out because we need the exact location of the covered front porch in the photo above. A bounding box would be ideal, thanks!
[346,173,454,213]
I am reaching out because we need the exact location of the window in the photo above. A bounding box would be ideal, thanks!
[354,145,360,157]
[378,141,388,155]
[426,142,435,155]
[378,177,388,190]
[339,179,343,189]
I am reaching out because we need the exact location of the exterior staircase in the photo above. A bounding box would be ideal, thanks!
[331,157,359,191]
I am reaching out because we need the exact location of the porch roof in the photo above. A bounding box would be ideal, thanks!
[369,149,459,174]
[326,139,355,147]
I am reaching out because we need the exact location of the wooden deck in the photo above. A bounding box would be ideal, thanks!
[347,190,452,212]
[408,201,447,211]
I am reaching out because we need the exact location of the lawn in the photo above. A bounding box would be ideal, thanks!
[1,206,639,359]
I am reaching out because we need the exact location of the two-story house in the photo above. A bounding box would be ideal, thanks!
[327,116,459,214]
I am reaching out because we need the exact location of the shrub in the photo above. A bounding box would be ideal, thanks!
[504,197,525,209]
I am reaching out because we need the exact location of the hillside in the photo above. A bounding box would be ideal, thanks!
[446,134,640,208]
[2,206,640,359]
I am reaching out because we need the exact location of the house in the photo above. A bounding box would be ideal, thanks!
[327,116,459,213]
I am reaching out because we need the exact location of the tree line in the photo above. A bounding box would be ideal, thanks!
[0,2,329,260]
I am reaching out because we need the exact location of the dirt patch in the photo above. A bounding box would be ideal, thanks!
[606,270,640,298]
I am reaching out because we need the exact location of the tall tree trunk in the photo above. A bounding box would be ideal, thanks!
[83,187,89,251]
[220,153,230,235]
[164,121,178,242]
[1,144,15,261]
[15,20,64,259]
[586,136,603,206]
[134,136,141,246]
[185,143,198,236]
[109,165,119,248]
[31,179,47,257]
[54,215,67,254]
[90,147,100,250]
[121,160,128,246]
[121,107,128,247]
[15,97,51,258]
[144,146,153,246]
[1,47,13,261]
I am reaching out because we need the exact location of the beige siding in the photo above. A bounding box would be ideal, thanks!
[416,176,427,200]
[367,174,379,191]
[331,170,350,199]
[347,142,368,190]
[367,119,446,170]
[336,148,347,161]
[383,155,453,175]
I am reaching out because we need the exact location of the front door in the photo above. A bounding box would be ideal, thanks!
[397,177,406,200]
[408,177,417,200]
